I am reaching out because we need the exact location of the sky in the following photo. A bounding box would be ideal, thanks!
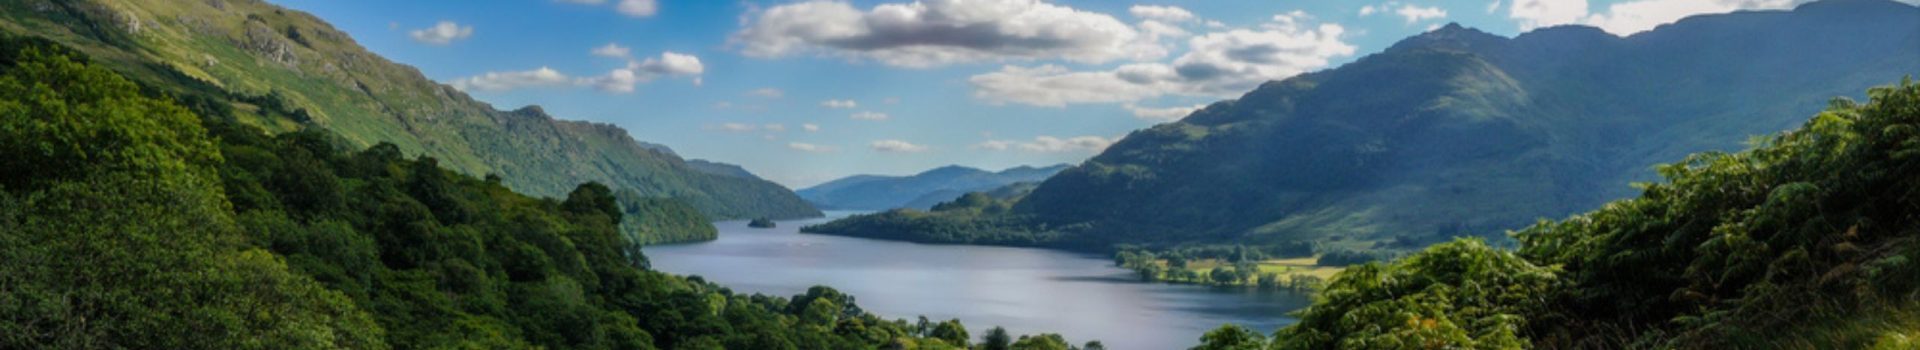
[269,0,1837,188]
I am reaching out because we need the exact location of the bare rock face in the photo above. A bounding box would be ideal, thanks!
[239,19,297,66]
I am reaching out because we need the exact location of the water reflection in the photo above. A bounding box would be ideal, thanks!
[644,212,1308,350]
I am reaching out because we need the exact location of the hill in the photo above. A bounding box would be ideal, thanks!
[798,164,1067,210]
[0,42,1012,349]
[1194,78,1920,350]
[0,0,820,221]
[809,0,1920,250]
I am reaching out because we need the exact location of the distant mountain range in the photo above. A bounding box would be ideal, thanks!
[0,0,819,221]
[799,164,1068,210]
[809,0,1920,248]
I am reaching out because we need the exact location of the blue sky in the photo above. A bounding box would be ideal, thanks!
[271,0,1821,187]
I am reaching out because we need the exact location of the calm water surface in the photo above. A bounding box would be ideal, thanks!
[643,212,1309,350]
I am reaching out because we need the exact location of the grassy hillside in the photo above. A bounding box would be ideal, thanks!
[0,42,1048,349]
[810,0,1920,251]
[0,0,819,222]
[1194,78,1920,349]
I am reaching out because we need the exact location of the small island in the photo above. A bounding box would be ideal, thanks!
[747,218,777,228]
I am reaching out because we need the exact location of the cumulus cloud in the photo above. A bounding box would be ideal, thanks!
[850,111,891,121]
[821,99,858,109]
[749,88,785,98]
[577,51,704,93]
[971,12,1355,107]
[616,0,658,17]
[409,21,473,45]
[591,43,631,58]
[733,0,1142,67]
[1396,5,1449,24]
[763,123,788,132]
[789,142,838,153]
[1125,103,1205,121]
[447,67,569,92]
[802,123,821,132]
[1130,5,1196,22]
[871,139,930,152]
[1507,0,1829,35]
[975,135,1115,153]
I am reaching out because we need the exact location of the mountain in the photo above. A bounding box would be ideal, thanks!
[810,0,1920,249]
[798,164,1069,210]
[0,0,819,220]
[1201,79,1920,350]
[684,159,765,181]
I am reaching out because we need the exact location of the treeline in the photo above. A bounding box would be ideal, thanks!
[1192,80,1920,349]
[800,191,1082,248]
[614,192,718,245]
[0,40,1080,349]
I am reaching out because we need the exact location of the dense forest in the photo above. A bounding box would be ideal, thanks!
[1190,80,1920,349]
[0,40,1089,350]
[0,0,820,223]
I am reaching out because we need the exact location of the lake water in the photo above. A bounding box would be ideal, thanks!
[643,212,1310,350]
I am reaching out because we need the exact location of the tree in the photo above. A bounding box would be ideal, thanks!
[982,327,1012,350]
[929,319,969,347]
[1192,325,1265,350]
[1082,340,1106,350]
[1009,333,1070,350]
[1209,266,1238,285]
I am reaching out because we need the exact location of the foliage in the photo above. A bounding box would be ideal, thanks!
[0,42,1053,350]
[0,47,384,350]
[0,0,819,221]
[615,192,717,245]
[749,218,778,228]
[813,2,1920,252]
[1221,79,1920,348]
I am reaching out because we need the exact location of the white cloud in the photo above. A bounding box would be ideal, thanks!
[409,21,473,45]
[1488,0,1505,14]
[1507,0,1824,35]
[1125,103,1205,121]
[1396,5,1449,24]
[871,139,929,153]
[802,123,821,132]
[713,122,758,132]
[789,142,838,153]
[850,111,891,121]
[750,88,785,98]
[821,99,858,109]
[734,0,1141,67]
[447,67,569,92]
[617,0,658,17]
[1582,0,1804,35]
[577,51,704,93]
[971,13,1355,107]
[975,135,1115,153]
[1360,5,1382,16]
[763,123,787,132]
[1510,0,1590,30]
[591,43,632,58]
[1130,5,1196,22]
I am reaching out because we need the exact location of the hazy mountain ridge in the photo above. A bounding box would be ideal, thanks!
[799,164,1069,210]
[0,0,819,220]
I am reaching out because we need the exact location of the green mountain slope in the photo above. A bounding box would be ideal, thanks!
[0,41,1036,349]
[798,164,1067,210]
[1194,78,1920,350]
[813,0,1920,250]
[0,0,819,221]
